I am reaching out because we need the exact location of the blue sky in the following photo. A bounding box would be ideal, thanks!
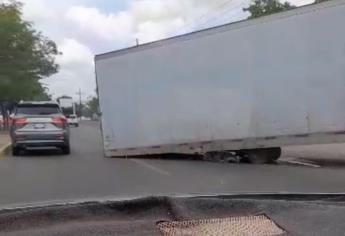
[86,0,130,12]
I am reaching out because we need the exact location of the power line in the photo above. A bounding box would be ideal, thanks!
[174,0,311,36]
[192,0,242,30]
[196,1,248,29]
[175,0,236,34]
[200,0,314,28]
[204,0,313,27]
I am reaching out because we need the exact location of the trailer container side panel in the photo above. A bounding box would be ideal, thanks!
[95,0,345,152]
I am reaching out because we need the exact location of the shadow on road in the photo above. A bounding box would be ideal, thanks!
[14,148,66,158]
[110,153,280,165]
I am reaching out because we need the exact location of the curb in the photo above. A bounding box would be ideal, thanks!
[0,142,11,158]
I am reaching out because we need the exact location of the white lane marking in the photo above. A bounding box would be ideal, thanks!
[131,159,171,176]
[280,159,321,168]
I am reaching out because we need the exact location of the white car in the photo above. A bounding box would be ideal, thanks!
[67,114,79,127]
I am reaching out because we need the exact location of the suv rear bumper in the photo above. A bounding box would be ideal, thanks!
[12,131,69,148]
[14,140,66,148]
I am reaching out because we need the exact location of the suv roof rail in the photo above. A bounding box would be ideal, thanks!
[18,101,59,105]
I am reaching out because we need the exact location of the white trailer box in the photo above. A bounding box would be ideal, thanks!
[58,98,73,109]
[95,0,345,160]
[58,97,75,117]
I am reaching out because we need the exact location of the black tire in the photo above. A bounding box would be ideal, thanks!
[241,147,281,164]
[75,124,79,127]
[266,147,282,161]
[62,144,71,155]
[12,146,20,156]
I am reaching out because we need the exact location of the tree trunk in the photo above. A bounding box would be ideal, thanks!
[0,102,4,130]
[0,102,9,130]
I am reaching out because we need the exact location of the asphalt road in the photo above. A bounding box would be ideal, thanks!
[1,121,345,209]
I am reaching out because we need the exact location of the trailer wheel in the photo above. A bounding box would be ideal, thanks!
[267,147,282,161]
[240,147,281,164]
[203,151,239,163]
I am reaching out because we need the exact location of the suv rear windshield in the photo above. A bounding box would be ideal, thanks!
[16,104,61,116]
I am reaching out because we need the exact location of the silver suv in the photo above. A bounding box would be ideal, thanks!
[10,101,70,155]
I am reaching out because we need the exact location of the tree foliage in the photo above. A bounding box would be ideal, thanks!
[86,96,99,115]
[78,96,99,118]
[244,0,296,19]
[0,0,60,102]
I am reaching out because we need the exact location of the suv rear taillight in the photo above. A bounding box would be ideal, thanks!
[51,115,66,124]
[13,117,28,124]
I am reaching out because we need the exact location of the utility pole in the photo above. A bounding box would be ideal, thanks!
[136,38,139,46]
[76,88,82,118]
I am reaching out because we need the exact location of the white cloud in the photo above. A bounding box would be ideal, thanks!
[135,17,184,42]
[57,38,93,68]
[65,6,134,44]
[21,0,56,22]
[63,1,194,50]
[42,39,95,100]
[131,0,188,22]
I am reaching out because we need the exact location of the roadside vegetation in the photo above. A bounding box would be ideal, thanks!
[0,1,60,128]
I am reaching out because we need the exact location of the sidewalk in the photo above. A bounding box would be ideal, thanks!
[0,131,11,157]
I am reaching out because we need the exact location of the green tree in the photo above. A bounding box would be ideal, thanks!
[86,96,99,115]
[0,0,60,102]
[76,96,100,118]
[74,102,91,118]
[244,0,296,19]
